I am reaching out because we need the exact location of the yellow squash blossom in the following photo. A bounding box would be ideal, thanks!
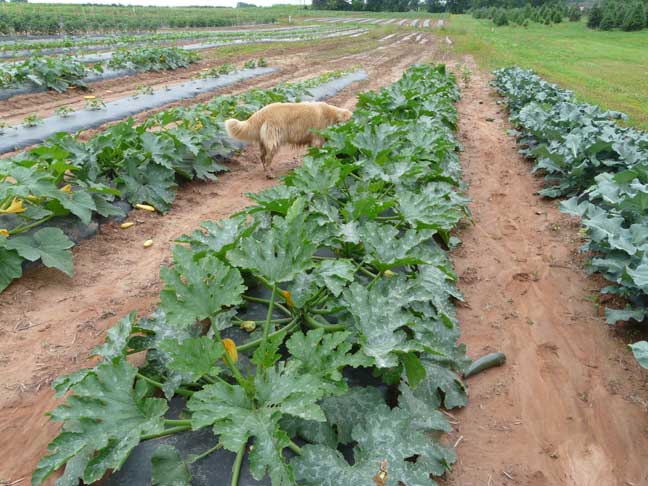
[0,229,9,237]
[0,198,25,214]
[222,338,238,363]
[60,184,72,193]
[83,95,96,100]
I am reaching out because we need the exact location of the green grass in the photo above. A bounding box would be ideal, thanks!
[443,15,648,128]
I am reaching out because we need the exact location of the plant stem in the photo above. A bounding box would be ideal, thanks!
[304,314,346,332]
[140,425,191,441]
[189,442,223,464]
[136,372,193,397]
[288,440,303,455]
[358,265,378,279]
[230,444,246,486]
[9,214,54,235]
[164,419,192,426]
[233,316,292,325]
[263,283,277,340]
[243,294,292,317]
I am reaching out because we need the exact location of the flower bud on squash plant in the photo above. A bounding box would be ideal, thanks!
[383,269,396,278]
[281,290,294,307]
[0,229,9,237]
[60,184,72,193]
[222,338,238,363]
[240,320,256,332]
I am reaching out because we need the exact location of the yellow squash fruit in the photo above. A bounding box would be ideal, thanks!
[135,203,156,212]
[222,338,238,363]
[0,198,25,214]
[120,222,135,229]
[143,239,154,248]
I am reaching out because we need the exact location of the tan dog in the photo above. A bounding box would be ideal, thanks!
[224,101,352,178]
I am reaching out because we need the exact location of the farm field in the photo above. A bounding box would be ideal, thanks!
[1,6,648,486]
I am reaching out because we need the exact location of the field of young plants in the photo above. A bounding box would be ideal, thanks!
[1,6,648,486]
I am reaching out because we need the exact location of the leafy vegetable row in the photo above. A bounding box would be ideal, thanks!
[0,69,347,294]
[0,47,199,93]
[0,26,338,56]
[493,67,648,366]
[34,63,471,486]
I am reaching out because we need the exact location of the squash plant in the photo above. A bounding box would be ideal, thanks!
[0,70,348,293]
[34,64,471,486]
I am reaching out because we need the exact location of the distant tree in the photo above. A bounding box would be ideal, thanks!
[567,5,581,21]
[493,8,509,24]
[426,0,445,12]
[551,8,562,22]
[587,2,603,27]
[599,8,616,29]
[236,2,258,7]
[622,1,646,30]
[365,0,383,11]
[447,0,470,13]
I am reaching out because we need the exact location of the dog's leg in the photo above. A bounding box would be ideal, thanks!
[259,123,280,179]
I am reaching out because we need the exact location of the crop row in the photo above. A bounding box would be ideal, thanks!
[0,4,281,35]
[0,47,199,93]
[33,64,470,486]
[0,26,336,56]
[0,69,347,294]
[493,67,648,368]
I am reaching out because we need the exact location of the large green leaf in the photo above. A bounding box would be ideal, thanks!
[319,387,384,445]
[227,204,317,284]
[5,227,74,276]
[188,361,334,485]
[160,245,245,327]
[359,221,437,272]
[158,336,224,381]
[341,281,416,368]
[0,247,23,292]
[151,445,191,486]
[118,159,177,213]
[630,341,648,369]
[293,403,456,486]
[33,358,167,485]
[92,312,136,360]
[286,329,371,382]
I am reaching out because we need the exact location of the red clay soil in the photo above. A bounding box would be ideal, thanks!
[0,37,433,484]
[442,58,648,486]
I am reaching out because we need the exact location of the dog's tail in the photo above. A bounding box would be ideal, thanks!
[224,118,258,142]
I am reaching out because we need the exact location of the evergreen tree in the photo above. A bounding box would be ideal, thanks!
[622,1,646,30]
[493,8,509,25]
[587,2,603,27]
[568,5,581,21]
[599,8,616,29]
[551,8,562,22]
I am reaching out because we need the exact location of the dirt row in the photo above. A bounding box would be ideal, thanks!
[0,34,436,483]
[442,58,648,486]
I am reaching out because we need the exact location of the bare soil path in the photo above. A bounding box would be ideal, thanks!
[442,58,648,486]
[0,36,434,484]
